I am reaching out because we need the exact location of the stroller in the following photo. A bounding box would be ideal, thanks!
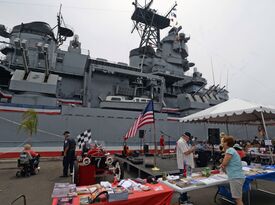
[16,151,40,177]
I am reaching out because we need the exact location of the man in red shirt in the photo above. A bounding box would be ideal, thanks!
[160,135,165,156]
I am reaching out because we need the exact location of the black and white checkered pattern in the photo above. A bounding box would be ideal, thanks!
[77,129,92,149]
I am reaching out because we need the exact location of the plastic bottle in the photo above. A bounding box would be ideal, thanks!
[183,160,187,177]
[186,165,192,179]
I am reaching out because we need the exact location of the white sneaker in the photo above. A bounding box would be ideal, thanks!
[37,167,40,170]
[180,202,193,205]
[70,172,73,176]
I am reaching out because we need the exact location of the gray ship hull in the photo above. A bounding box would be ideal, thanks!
[0,106,268,149]
[0,106,181,148]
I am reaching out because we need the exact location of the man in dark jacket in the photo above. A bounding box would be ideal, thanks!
[61,131,76,177]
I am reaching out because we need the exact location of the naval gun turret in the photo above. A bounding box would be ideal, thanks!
[0,6,78,107]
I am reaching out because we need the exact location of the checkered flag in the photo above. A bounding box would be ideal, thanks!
[77,129,92,149]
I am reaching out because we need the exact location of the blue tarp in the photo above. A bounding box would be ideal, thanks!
[217,166,275,200]
[243,170,275,191]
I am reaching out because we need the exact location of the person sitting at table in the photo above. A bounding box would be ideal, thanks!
[234,143,250,165]
[220,136,245,205]
[233,144,246,159]
[252,136,261,148]
[244,141,252,152]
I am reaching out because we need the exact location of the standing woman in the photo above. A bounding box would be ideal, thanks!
[220,136,245,205]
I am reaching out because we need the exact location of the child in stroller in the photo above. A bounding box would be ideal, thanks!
[16,144,40,177]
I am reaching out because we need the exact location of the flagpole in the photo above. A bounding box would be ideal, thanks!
[152,101,159,171]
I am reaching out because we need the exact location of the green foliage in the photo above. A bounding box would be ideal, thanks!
[19,109,38,138]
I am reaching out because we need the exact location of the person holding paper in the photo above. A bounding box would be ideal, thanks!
[176,132,195,205]
[220,136,245,205]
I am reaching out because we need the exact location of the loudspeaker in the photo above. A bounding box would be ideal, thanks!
[139,130,145,139]
[208,128,220,145]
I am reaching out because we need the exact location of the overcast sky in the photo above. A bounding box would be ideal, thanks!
[1,0,275,105]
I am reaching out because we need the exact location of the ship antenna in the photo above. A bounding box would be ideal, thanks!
[226,69,229,91]
[211,56,215,85]
[164,1,177,17]
[219,71,222,87]
[56,4,62,41]
[53,4,74,47]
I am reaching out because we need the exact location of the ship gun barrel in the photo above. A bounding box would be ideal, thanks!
[216,85,226,94]
[43,44,50,82]
[14,38,29,79]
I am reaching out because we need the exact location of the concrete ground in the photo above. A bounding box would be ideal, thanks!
[0,158,275,205]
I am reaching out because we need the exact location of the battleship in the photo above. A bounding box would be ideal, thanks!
[0,1,229,149]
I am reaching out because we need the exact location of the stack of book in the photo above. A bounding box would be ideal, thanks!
[51,183,77,205]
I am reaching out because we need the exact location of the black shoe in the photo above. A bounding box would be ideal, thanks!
[60,175,68,177]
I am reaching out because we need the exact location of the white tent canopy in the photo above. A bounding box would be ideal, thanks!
[180,98,275,164]
[180,98,275,125]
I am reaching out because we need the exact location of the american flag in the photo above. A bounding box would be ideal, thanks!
[124,100,155,140]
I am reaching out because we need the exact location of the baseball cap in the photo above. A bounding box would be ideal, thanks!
[183,132,191,138]
[63,131,70,135]
[233,143,242,150]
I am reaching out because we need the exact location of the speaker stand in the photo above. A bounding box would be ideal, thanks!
[140,138,144,155]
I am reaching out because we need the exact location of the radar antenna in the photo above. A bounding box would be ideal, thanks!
[52,4,74,47]
[131,0,177,48]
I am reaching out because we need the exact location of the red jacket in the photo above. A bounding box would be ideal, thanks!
[24,149,38,158]
[236,150,246,159]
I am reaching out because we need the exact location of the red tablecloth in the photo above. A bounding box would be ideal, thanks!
[52,183,173,205]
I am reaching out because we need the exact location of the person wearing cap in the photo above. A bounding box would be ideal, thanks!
[176,132,195,205]
[233,144,246,159]
[61,131,76,177]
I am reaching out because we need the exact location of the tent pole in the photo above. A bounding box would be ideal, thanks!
[260,111,274,164]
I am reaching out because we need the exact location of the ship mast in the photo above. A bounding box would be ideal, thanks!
[131,1,177,72]
[131,0,176,49]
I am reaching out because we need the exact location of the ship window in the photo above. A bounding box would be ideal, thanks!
[110,97,121,101]
[56,53,65,63]
[140,99,147,102]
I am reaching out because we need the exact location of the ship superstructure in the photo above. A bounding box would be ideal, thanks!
[0,2,228,147]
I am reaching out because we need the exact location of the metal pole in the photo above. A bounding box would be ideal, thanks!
[152,121,160,171]
[260,111,274,164]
